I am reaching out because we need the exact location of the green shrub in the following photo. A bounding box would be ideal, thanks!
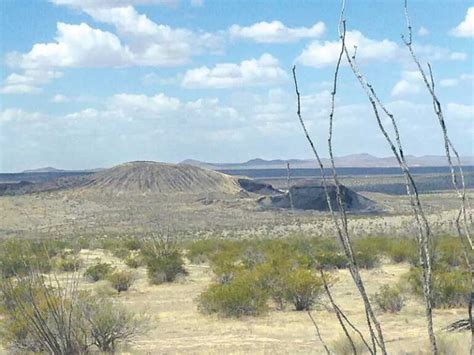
[79,295,149,352]
[283,268,323,311]
[386,239,417,263]
[145,251,186,284]
[199,271,268,317]
[84,261,114,282]
[353,238,380,269]
[331,332,369,355]
[405,267,470,308]
[55,255,83,272]
[371,284,404,313]
[125,254,143,269]
[0,240,55,278]
[433,237,466,268]
[108,271,135,293]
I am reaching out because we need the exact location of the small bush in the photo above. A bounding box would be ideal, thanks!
[0,240,53,277]
[84,261,114,282]
[108,271,135,292]
[199,271,268,317]
[283,268,323,311]
[372,284,404,313]
[125,254,143,269]
[405,267,470,308]
[79,295,149,353]
[55,256,83,272]
[386,239,417,263]
[145,251,186,284]
[353,238,380,269]
[331,332,369,355]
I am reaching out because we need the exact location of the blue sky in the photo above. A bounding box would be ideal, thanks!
[0,0,472,172]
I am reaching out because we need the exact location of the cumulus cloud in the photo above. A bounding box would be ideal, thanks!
[418,26,429,36]
[297,31,399,68]
[181,54,288,89]
[51,94,70,103]
[391,71,423,97]
[450,7,474,38]
[229,20,325,43]
[447,103,473,119]
[1,70,63,94]
[9,5,223,71]
[439,73,474,87]
[84,6,222,65]
[9,23,133,69]
[297,30,466,68]
[50,0,177,9]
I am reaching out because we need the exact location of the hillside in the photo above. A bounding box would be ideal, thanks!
[79,161,241,195]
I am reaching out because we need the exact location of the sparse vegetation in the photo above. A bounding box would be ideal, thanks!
[84,260,114,282]
[108,270,135,293]
[372,284,404,313]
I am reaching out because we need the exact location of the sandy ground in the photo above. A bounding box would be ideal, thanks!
[71,250,468,355]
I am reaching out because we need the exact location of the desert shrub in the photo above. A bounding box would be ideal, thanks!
[0,240,53,277]
[186,239,222,264]
[108,271,135,292]
[79,295,149,353]
[140,235,187,285]
[433,237,466,268]
[84,261,114,282]
[125,253,143,269]
[372,284,404,313]
[283,268,323,311]
[0,273,149,353]
[199,271,268,317]
[331,332,369,355]
[405,267,470,308]
[123,236,142,251]
[353,238,380,269]
[145,251,186,284]
[55,255,83,272]
[385,238,417,263]
[112,247,132,259]
[0,274,86,353]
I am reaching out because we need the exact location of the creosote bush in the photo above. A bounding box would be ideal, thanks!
[108,270,135,293]
[372,284,404,313]
[55,255,83,272]
[84,260,114,282]
[404,267,470,308]
[199,270,269,317]
[0,272,148,353]
[141,235,187,285]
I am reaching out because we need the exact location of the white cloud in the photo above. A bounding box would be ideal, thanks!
[181,54,288,89]
[0,109,46,123]
[439,73,474,87]
[297,31,399,68]
[50,0,177,9]
[447,103,473,119]
[108,93,181,115]
[297,30,466,68]
[10,22,133,69]
[391,71,423,97]
[1,70,63,94]
[13,6,223,70]
[229,20,325,43]
[0,85,41,94]
[439,79,459,87]
[418,26,429,36]
[450,7,474,38]
[52,94,70,103]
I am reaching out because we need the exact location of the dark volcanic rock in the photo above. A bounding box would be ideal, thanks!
[261,184,374,211]
[237,178,282,195]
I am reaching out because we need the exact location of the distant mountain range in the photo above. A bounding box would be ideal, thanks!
[181,154,474,170]
[21,167,103,173]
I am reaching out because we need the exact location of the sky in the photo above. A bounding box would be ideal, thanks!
[0,0,473,172]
